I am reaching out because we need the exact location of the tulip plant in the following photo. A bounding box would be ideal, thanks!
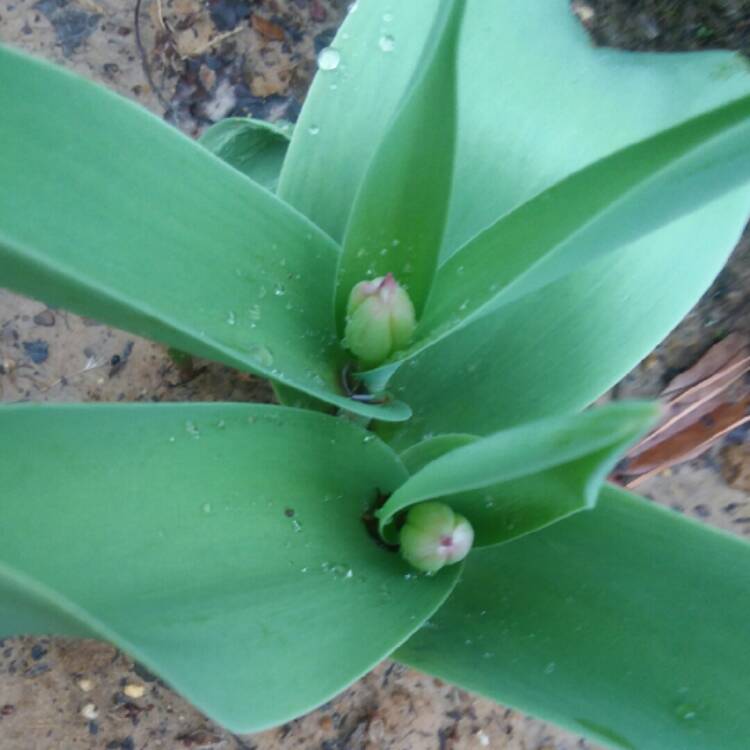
[2,1,750,748]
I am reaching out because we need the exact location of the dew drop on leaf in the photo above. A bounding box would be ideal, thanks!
[317,47,341,71]
[544,661,556,675]
[226,311,236,325]
[248,345,274,368]
[201,502,212,514]
[383,12,393,22]
[674,702,699,722]
[308,124,320,136]
[274,284,286,296]
[379,34,395,52]
[185,420,200,439]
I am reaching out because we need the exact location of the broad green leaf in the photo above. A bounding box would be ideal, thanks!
[278,4,437,241]
[198,117,292,192]
[334,0,463,326]
[0,403,459,732]
[279,1,750,253]
[377,403,657,546]
[196,115,331,414]
[0,45,408,423]
[397,484,750,750]
[415,94,750,347]
[378,188,750,449]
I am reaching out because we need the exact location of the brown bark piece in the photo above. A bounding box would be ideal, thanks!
[614,333,750,487]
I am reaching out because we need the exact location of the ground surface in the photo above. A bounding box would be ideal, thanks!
[1,1,750,749]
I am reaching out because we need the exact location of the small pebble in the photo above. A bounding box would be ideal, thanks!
[33,309,55,327]
[123,683,145,699]
[477,730,490,746]
[77,678,94,692]
[81,703,98,720]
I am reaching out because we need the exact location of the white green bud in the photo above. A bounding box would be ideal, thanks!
[344,273,416,369]
[399,502,474,574]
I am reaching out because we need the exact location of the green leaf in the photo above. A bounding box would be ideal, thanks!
[334,0,463,327]
[0,403,459,732]
[198,117,292,192]
[279,1,750,253]
[415,94,750,348]
[278,4,438,241]
[0,45,408,423]
[377,403,658,546]
[399,433,477,474]
[378,188,750,449]
[397,484,750,750]
[198,116,323,412]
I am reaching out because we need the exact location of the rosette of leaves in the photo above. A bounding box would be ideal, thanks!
[2,1,750,747]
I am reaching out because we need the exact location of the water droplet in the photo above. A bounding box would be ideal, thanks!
[459,300,469,312]
[274,283,286,296]
[201,502,213,514]
[308,124,320,136]
[321,562,353,579]
[317,47,341,71]
[248,304,261,322]
[675,702,699,722]
[258,286,267,299]
[291,519,302,533]
[456,265,465,275]
[482,651,495,659]
[544,661,556,675]
[168,436,176,443]
[248,345,274,368]
[383,11,393,22]
[464,638,473,646]
[226,311,236,325]
[216,419,225,429]
[391,239,400,247]
[363,434,375,443]
[185,421,200,439]
[379,34,395,52]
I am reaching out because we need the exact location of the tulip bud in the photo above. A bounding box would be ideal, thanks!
[344,273,416,369]
[399,502,474,574]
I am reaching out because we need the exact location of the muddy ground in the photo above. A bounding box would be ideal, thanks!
[1,2,749,749]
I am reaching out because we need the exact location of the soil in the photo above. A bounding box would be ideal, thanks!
[1,2,749,749]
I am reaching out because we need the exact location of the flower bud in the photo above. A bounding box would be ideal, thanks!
[344,273,416,368]
[399,502,474,574]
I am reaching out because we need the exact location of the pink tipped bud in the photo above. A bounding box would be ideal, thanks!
[399,502,474,574]
[344,274,416,368]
